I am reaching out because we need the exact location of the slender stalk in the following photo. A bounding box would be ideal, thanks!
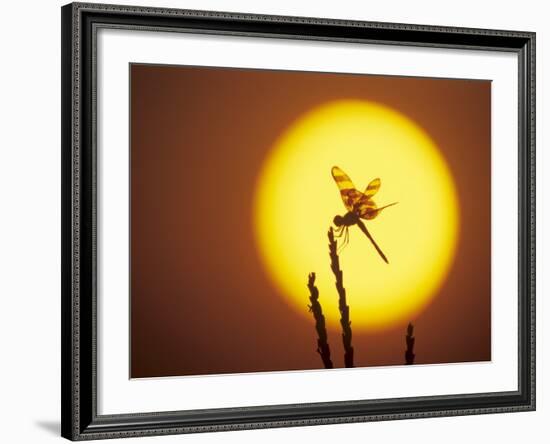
[328,227,354,368]
[405,322,415,365]
[307,272,333,369]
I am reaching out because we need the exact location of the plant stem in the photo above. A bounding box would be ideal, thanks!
[307,272,333,369]
[328,227,354,368]
[405,322,415,365]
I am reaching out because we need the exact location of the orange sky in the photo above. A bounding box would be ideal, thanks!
[130,63,491,378]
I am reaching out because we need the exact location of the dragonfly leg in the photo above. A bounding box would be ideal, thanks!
[344,226,349,247]
[337,227,350,253]
[334,225,345,238]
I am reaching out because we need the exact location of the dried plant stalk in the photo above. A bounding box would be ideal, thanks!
[405,322,415,365]
[328,227,354,368]
[307,272,333,369]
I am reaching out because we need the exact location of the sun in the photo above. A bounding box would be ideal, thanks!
[253,99,459,332]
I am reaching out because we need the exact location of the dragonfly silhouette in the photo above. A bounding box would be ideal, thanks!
[331,166,397,264]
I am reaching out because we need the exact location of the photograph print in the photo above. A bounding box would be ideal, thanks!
[130,64,491,378]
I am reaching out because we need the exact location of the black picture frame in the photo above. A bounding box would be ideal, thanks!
[61,2,536,440]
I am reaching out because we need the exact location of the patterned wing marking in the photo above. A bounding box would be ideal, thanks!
[359,200,399,220]
[356,195,378,220]
[331,166,363,212]
[364,178,381,198]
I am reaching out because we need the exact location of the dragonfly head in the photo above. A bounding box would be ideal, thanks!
[333,215,344,227]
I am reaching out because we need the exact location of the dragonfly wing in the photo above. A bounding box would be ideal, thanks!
[356,196,378,220]
[331,166,363,212]
[359,200,398,220]
[364,178,381,198]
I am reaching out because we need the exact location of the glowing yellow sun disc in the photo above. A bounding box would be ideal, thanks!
[253,100,459,332]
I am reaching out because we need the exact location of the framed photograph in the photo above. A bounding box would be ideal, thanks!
[61,2,536,440]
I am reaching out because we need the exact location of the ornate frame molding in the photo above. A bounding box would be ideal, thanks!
[61,2,535,440]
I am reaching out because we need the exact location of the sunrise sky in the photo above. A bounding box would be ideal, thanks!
[130,63,491,378]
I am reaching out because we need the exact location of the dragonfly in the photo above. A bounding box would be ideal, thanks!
[331,166,397,264]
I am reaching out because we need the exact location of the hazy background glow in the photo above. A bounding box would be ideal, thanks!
[130,64,491,378]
